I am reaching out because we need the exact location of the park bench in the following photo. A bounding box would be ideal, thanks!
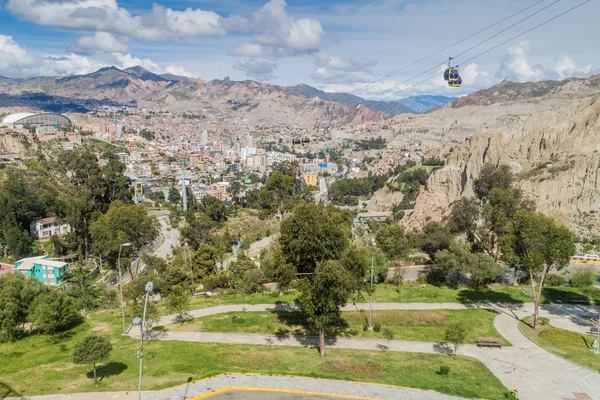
[589,327,599,335]
[570,296,590,305]
[477,337,503,348]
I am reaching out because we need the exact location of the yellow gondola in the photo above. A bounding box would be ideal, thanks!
[443,57,462,88]
[292,138,301,146]
[301,137,310,145]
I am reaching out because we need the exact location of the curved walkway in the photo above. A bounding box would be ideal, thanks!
[6,374,464,400]
[144,303,600,400]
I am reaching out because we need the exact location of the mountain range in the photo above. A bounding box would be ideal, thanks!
[0,66,457,121]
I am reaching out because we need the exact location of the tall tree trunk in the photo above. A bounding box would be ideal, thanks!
[319,327,325,356]
[530,270,539,329]
[93,362,97,385]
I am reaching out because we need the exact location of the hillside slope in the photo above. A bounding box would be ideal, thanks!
[0,67,386,127]
[405,93,600,235]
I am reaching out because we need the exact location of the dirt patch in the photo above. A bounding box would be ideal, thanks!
[319,359,388,379]
[90,322,110,332]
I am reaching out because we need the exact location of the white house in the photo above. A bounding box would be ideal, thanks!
[30,217,72,240]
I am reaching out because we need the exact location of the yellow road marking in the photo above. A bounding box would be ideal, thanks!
[191,386,379,399]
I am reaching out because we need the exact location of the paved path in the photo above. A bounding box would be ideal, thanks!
[149,302,600,400]
[5,374,463,400]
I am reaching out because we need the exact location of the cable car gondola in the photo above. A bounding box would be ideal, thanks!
[301,137,310,145]
[292,138,301,146]
[443,57,462,88]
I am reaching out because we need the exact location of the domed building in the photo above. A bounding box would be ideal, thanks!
[1,112,72,129]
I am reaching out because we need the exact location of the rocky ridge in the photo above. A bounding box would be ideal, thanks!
[405,89,600,236]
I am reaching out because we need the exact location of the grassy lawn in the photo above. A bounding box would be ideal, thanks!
[167,309,508,345]
[0,310,509,399]
[372,283,600,305]
[156,291,296,316]
[154,283,600,317]
[519,316,600,372]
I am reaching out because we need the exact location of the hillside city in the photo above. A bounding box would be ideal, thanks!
[1,1,600,400]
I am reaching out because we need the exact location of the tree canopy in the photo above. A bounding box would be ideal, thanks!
[279,202,351,274]
[501,210,575,328]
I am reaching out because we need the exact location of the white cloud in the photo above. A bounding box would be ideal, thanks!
[311,52,378,84]
[0,35,36,75]
[6,0,225,41]
[233,58,277,80]
[227,0,324,61]
[67,32,130,55]
[495,41,595,82]
[0,34,193,78]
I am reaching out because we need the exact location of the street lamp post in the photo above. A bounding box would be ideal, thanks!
[118,242,131,335]
[134,281,153,400]
[368,237,375,331]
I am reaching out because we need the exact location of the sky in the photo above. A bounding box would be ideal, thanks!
[0,0,598,99]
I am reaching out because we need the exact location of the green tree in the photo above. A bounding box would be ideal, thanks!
[298,260,353,356]
[501,211,576,328]
[444,321,467,358]
[166,285,191,322]
[72,335,113,385]
[229,255,265,294]
[341,245,388,292]
[259,245,296,292]
[433,243,502,288]
[90,201,159,279]
[168,187,181,204]
[29,290,80,334]
[0,273,43,341]
[280,202,350,274]
[375,224,411,261]
[420,222,454,260]
[448,164,533,261]
[200,195,227,222]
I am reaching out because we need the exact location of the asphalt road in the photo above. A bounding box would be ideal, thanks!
[106,211,179,290]
[220,236,273,270]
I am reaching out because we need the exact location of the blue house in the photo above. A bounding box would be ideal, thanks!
[15,256,69,286]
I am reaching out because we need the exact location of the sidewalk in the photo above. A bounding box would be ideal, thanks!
[152,302,600,400]
[5,375,465,400]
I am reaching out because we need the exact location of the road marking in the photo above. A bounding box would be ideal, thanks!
[191,387,379,399]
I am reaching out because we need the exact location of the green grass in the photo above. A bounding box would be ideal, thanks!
[167,309,508,345]
[153,284,600,317]
[519,316,600,372]
[371,283,600,305]
[0,310,508,399]
[156,291,296,316]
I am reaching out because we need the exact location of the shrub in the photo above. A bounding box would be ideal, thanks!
[374,322,382,332]
[438,366,450,376]
[544,273,566,287]
[570,267,597,288]
[387,269,404,287]
[416,273,428,284]
[203,273,230,291]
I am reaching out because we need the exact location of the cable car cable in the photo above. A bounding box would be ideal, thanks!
[348,0,547,95]
[371,0,591,101]
[365,0,562,100]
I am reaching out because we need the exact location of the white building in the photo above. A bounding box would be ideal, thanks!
[115,152,130,165]
[245,134,255,148]
[30,217,72,240]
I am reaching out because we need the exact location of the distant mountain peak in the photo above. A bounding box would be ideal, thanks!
[123,66,167,82]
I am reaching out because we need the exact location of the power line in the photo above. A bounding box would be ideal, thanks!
[348,0,547,95]
[372,0,591,102]
[365,0,562,101]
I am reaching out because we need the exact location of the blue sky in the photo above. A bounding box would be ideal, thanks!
[0,0,598,98]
